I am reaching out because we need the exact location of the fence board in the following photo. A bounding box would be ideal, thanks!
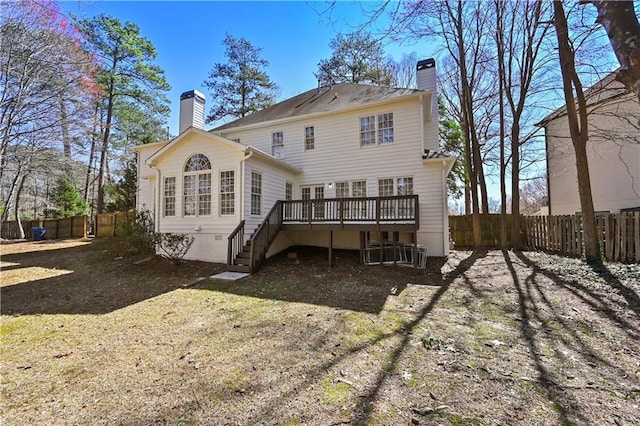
[1,216,86,240]
[451,212,638,263]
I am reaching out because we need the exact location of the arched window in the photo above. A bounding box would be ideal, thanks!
[183,154,212,216]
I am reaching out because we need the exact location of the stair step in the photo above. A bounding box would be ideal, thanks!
[227,264,250,273]
[236,252,250,259]
[233,258,250,265]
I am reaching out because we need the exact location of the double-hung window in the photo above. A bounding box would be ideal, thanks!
[360,113,394,146]
[360,116,376,146]
[164,177,176,217]
[219,170,234,215]
[183,154,212,216]
[272,131,284,159]
[378,177,414,219]
[251,171,262,215]
[304,126,315,151]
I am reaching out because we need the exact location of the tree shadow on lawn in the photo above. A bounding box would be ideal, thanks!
[1,239,221,316]
[198,246,449,315]
[244,249,488,426]
[506,250,639,426]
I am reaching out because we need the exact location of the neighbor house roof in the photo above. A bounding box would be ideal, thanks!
[536,70,630,127]
[211,83,424,132]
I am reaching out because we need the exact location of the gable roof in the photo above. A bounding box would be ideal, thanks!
[211,83,424,132]
[537,70,630,127]
[142,126,302,174]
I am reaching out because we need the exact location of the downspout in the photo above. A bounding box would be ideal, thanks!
[544,130,552,216]
[241,148,254,231]
[150,164,161,233]
[442,161,449,256]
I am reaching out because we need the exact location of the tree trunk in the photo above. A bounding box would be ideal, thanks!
[590,1,640,104]
[495,1,508,248]
[97,70,117,214]
[60,96,71,159]
[13,173,27,239]
[553,1,601,263]
[511,121,521,249]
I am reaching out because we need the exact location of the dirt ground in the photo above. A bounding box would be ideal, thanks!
[1,238,639,425]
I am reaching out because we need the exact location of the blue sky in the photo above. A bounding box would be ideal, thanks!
[60,1,437,135]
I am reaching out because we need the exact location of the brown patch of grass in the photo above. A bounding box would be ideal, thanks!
[1,241,639,425]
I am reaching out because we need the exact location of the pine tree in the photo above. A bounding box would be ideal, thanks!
[204,33,278,124]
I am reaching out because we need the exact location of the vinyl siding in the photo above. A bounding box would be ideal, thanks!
[222,95,449,256]
[546,96,640,214]
[148,132,245,262]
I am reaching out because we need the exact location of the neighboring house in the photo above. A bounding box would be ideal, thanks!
[538,72,640,215]
[134,59,456,272]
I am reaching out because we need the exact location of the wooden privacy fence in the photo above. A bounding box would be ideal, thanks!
[94,212,128,238]
[450,213,639,263]
[1,215,88,240]
[522,213,639,263]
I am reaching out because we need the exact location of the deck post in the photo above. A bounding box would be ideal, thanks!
[359,231,365,264]
[393,231,398,266]
[329,230,333,267]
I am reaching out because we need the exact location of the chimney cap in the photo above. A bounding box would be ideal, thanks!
[180,89,206,102]
[416,58,435,70]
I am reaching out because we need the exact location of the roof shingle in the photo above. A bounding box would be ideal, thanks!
[211,83,423,132]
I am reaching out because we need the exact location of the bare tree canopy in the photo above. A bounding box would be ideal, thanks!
[588,1,640,103]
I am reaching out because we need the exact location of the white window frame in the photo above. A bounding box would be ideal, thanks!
[272,131,284,159]
[183,154,212,217]
[219,170,235,215]
[251,171,262,216]
[360,112,394,147]
[163,177,176,217]
[304,126,315,151]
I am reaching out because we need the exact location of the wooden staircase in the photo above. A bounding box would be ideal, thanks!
[227,239,252,273]
[227,202,283,274]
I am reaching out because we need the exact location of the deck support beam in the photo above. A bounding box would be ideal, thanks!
[329,230,333,267]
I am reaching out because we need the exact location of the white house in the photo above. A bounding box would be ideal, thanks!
[134,59,456,272]
[538,72,640,215]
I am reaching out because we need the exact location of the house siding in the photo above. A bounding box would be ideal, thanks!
[221,95,450,256]
[546,95,640,214]
[143,133,245,262]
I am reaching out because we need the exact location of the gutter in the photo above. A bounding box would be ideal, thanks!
[150,165,161,233]
[240,148,254,222]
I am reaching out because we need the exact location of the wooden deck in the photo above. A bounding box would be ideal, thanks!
[280,195,419,231]
[227,195,419,273]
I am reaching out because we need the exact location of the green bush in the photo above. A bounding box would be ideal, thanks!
[156,233,195,264]
[120,209,158,254]
[119,209,195,264]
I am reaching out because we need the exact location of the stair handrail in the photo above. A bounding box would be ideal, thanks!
[227,220,245,266]
[249,201,283,272]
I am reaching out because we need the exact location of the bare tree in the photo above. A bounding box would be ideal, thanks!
[553,0,600,263]
[493,0,553,249]
[588,1,640,104]
[389,52,418,88]
[0,1,95,228]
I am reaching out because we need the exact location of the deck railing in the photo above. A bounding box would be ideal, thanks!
[281,194,418,225]
[227,220,245,266]
[249,201,283,271]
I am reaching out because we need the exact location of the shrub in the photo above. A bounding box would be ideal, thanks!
[156,233,195,264]
[120,209,158,254]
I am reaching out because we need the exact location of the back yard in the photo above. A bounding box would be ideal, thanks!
[1,238,639,425]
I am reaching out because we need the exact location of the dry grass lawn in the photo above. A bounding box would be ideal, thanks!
[1,238,639,425]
